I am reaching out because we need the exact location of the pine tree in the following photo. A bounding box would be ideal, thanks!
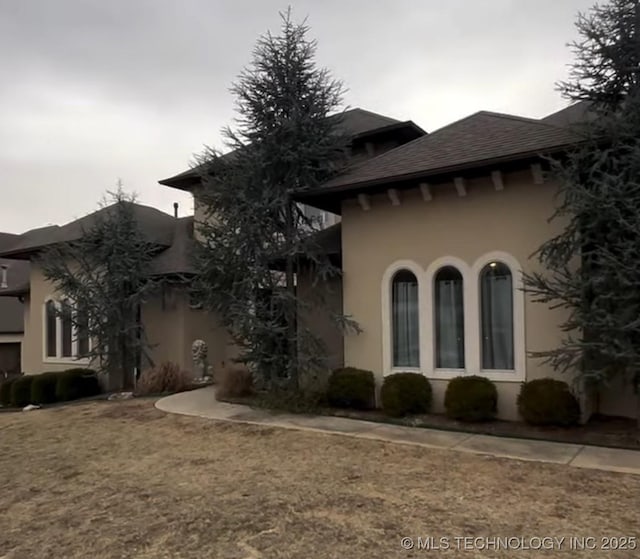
[39,186,159,390]
[524,0,640,430]
[193,10,357,392]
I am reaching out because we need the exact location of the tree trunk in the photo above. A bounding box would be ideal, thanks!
[285,195,298,390]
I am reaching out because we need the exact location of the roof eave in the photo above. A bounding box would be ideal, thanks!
[295,142,578,202]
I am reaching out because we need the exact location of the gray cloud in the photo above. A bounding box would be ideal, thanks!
[0,0,594,233]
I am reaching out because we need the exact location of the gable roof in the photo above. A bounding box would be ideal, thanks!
[158,107,426,190]
[542,101,593,127]
[149,216,196,276]
[294,111,581,211]
[0,203,177,260]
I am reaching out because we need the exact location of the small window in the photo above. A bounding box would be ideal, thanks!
[434,266,464,369]
[45,300,57,358]
[480,262,514,370]
[391,270,420,367]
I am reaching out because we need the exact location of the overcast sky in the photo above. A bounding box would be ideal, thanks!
[0,0,594,233]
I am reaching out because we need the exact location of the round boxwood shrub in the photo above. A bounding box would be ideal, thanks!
[10,375,35,408]
[381,372,432,417]
[31,372,61,405]
[444,375,497,422]
[517,378,580,426]
[0,378,17,407]
[56,368,101,402]
[327,367,375,410]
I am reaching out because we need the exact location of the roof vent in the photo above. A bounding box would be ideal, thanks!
[0,265,8,289]
[173,202,179,218]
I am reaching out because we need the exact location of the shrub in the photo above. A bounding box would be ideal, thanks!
[10,376,35,408]
[56,368,101,402]
[31,372,61,404]
[444,375,497,422]
[0,378,17,407]
[517,378,580,426]
[380,372,432,417]
[135,361,191,396]
[215,366,254,400]
[327,367,375,410]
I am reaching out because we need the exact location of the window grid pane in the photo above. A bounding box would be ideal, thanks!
[392,270,420,367]
[480,263,514,370]
[435,266,465,369]
[45,301,57,358]
[61,301,73,358]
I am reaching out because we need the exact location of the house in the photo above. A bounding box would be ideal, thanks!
[163,102,635,421]
[2,102,634,421]
[0,108,421,384]
[0,233,29,376]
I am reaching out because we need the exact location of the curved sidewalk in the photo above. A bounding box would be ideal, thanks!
[156,386,640,475]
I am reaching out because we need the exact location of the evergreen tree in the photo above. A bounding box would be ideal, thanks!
[193,10,357,391]
[39,186,159,390]
[524,0,640,429]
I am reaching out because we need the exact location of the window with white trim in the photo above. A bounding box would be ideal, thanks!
[480,262,514,370]
[434,266,465,369]
[391,270,420,367]
[43,298,91,361]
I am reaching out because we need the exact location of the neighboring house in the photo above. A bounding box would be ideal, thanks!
[0,233,30,376]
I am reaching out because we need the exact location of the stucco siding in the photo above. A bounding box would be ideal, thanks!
[340,169,609,420]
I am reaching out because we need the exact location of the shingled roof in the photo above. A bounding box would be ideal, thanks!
[158,107,425,190]
[308,111,580,194]
[0,203,176,260]
[149,216,196,276]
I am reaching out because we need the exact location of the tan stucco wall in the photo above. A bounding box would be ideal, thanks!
[21,265,96,374]
[296,267,344,383]
[142,285,236,377]
[340,169,635,420]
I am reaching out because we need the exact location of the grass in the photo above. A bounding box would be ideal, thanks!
[0,400,638,559]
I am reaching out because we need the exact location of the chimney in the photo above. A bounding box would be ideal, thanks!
[0,265,8,289]
[173,202,179,218]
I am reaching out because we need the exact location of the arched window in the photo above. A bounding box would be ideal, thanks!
[61,299,73,358]
[392,270,420,367]
[480,262,514,370]
[434,266,464,369]
[45,300,57,358]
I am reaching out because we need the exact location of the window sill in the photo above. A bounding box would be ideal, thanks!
[478,369,525,382]
[43,358,91,366]
[384,367,422,376]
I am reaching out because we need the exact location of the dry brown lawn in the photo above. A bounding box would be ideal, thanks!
[0,399,638,559]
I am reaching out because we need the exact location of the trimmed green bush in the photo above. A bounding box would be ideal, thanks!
[55,368,101,402]
[517,378,580,426]
[444,375,497,422]
[0,378,17,406]
[381,372,432,417]
[327,367,375,410]
[31,372,61,405]
[10,376,35,408]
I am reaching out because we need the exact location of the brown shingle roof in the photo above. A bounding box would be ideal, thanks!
[158,107,425,190]
[312,111,580,193]
[542,101,593,127]
[0,203,176,259]
[149,216,196,276]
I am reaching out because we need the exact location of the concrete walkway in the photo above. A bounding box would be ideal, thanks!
[156,386,640,475]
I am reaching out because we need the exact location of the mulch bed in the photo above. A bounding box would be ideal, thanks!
[224,394,640,450]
